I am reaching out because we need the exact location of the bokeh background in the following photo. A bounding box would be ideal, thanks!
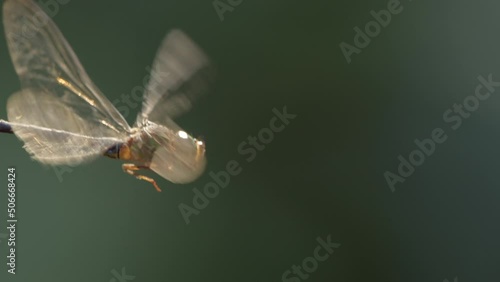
[1,0,500,281]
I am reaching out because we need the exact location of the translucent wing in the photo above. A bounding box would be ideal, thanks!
[3,0,130,164]
[147,120,206,184]
[136,29,214,125]
[7,88,126,165]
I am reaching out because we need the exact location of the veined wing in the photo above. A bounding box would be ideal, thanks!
[3,0,130,164]
[7,88,127,165]
[136,29,214,125]
[3,0,130,134]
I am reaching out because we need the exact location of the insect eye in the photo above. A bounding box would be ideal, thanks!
[104,144,120,159]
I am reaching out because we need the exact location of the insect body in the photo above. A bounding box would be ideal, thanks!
[105,121,206,191]
[0,0,213,191]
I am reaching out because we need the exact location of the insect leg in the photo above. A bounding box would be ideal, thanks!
[122,163,162,192]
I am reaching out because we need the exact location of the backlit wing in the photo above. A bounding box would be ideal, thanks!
[147,120,206,184]
[3,0,130,164]
[136,29,214,125]
[7,88,126,165]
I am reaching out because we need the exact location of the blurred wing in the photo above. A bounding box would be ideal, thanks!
[7,88,126,165]
[137,29,214,125]
[148,121,206,184]
[3,0,130,133]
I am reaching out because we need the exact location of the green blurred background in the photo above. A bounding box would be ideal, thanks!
[1,0,500,281]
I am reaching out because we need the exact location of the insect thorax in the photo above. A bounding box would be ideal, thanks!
[126,125,164,165]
